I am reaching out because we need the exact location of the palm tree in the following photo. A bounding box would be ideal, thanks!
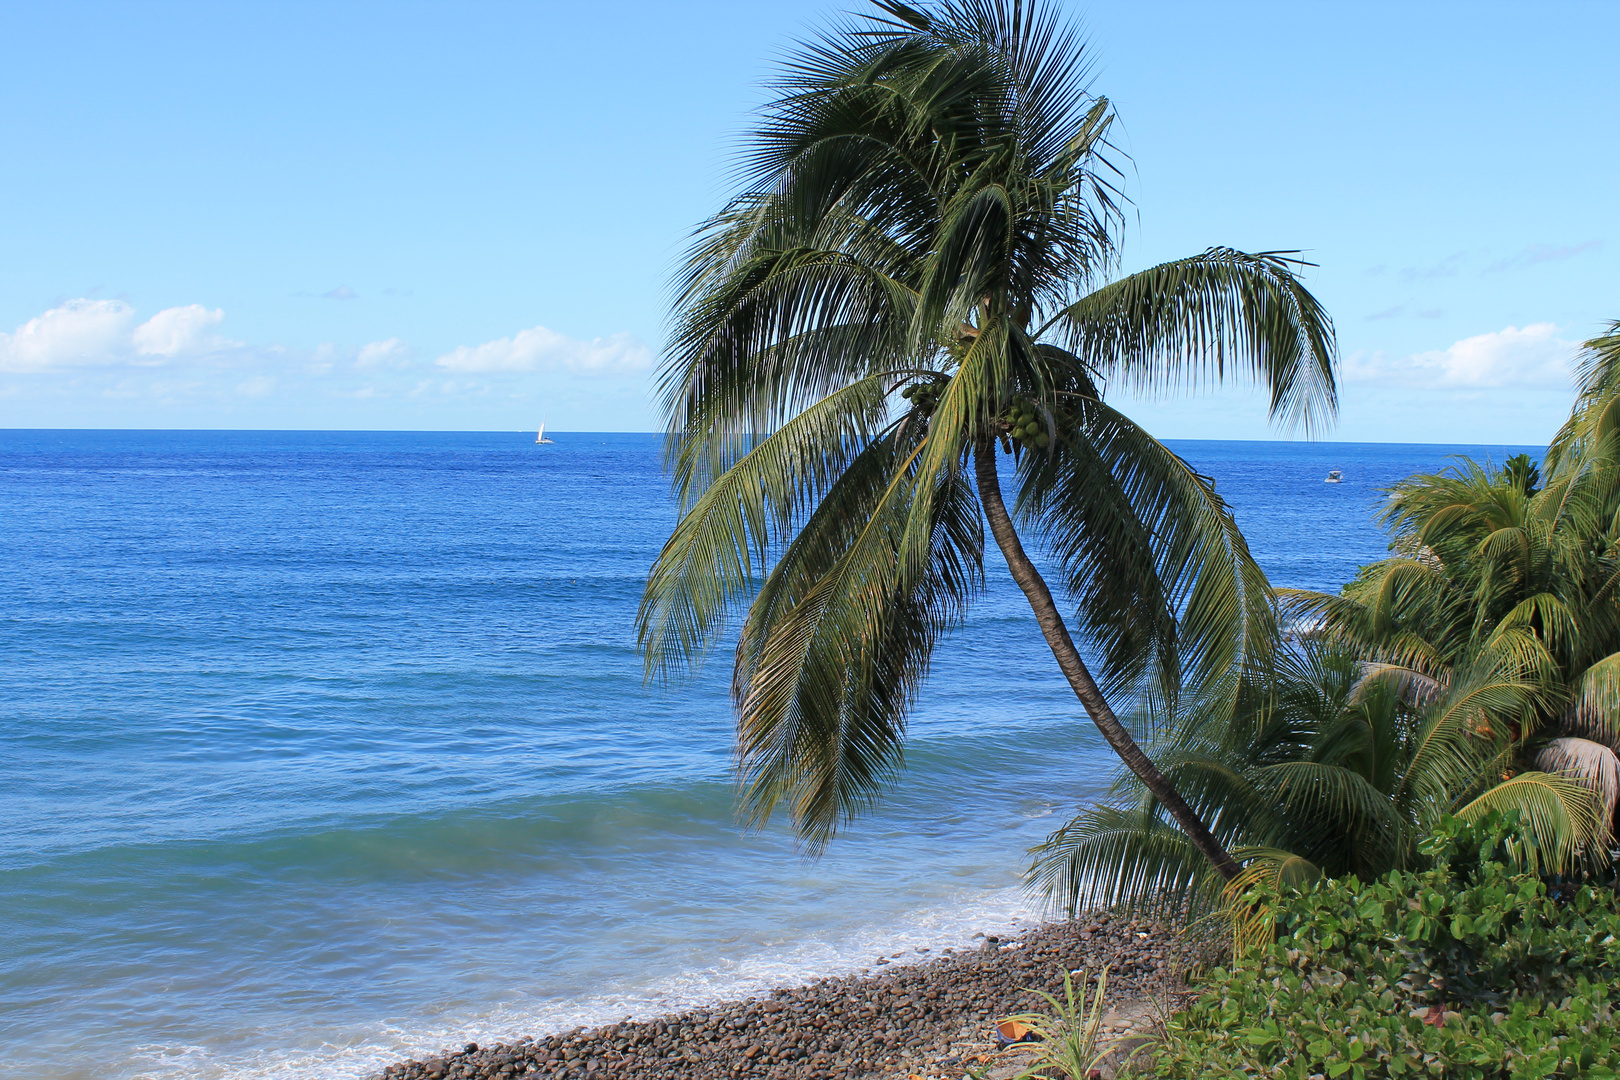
[1027,322,1620,917]
[637,0,1337,881]
[1280,321,1620,834]
[1031,639,1600,917]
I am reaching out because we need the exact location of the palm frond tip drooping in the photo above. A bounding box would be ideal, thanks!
[642,0,1337,860]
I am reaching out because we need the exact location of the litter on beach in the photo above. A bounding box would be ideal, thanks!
[994,1019,1041,1048]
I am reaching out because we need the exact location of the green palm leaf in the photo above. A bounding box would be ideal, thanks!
[639,374,901,681]
[1028,804,1222,918]
[644,0,1336,869]
[1045,248,1337,435]
[1455,771,1605,873]
[1567,651,1620,748]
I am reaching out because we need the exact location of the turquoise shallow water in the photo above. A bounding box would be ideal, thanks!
[0,431,1535,1079]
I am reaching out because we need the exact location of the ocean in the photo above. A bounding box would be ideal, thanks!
[0,430,1536,1080]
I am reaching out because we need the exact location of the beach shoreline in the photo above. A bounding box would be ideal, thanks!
[379,912,1205,1080]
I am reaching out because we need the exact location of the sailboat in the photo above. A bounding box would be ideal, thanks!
[535,420,554,445]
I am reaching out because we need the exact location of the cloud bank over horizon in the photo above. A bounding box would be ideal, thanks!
[1343,323,1579,391]
[0,297,1594,444]
[435,325,654,376]
[0,299,234,373]
[0,299,661,430]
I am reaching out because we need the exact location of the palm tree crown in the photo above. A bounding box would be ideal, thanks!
[1033,323,1620,919]
[1282,322,1620,836]
[639,0,1338,869]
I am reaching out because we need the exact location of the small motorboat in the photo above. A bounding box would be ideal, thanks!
[1325,469,1343,483]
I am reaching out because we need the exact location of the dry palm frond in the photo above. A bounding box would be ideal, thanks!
[1221,847,1321,953]
[1535,737,1619,832]
[1353,662,1445,709]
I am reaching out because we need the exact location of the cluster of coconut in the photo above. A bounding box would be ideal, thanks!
[1000,394,1050,449]
[899,380,943,416]
[898,383,1061,448]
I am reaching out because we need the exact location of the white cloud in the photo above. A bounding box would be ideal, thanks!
[132,304,227,357]
[0,298,230,372]
[1345,323,1577,390]
[356,337,410,369]
[0,299,136,372]
[434,325,654,376]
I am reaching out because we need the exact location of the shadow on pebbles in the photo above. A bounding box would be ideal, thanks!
[381,913,1210,1080]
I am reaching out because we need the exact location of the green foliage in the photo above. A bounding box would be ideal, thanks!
[1033,322,1620,917]
[1501,453,1541,498]
[1155,814,1620,1079]
[998,968,1123,1080]
[639,0,1337,851]
[1030,641,1601,918]
[1278,320,1620,811]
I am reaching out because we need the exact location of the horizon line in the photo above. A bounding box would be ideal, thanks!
[0,427,1547,450]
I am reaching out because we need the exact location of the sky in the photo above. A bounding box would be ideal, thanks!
[0,0,1614,444]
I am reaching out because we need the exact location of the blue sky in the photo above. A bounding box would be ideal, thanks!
[0,0,1613,443]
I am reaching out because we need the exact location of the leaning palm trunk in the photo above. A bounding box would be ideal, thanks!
[974,440,1241,880]
[639,0,1337,876]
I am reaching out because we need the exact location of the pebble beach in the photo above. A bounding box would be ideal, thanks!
[380,912,1209,1080]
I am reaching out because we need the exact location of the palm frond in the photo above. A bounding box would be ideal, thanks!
[1256,703,1405,876]
[1454,771,1606,873]
[1385,652,1549,828]
[663,230,921,472]
[1230,846,1323,890]
[1488,592,1576,661]
[1019,392,1275,701]
[1257,762,1399,841]
[733,441,983,850]
[1353,662,1445,709]
[1566,651,1620,747]
[1546,320,1620,476]
[1222,847,1323,953]
[1028,803,1223,918]
[1144,743,1285,846]
[1048,248,1338,434]
[638,375,899,681]
[1535,737,1619,831]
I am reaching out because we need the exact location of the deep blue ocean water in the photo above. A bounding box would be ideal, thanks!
[0,431,1536,1079]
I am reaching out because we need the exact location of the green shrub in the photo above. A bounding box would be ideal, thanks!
[1156,813,1620,1079]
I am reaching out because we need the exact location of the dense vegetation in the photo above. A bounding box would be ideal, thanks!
[641,4,1620,1070]
[1155,813,1620,1079]
[1035,321,1620,917]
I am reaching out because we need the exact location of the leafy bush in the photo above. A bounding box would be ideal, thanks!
[1156,814,1620,1079]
